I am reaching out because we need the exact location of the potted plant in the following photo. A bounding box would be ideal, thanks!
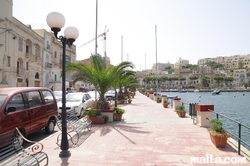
[156,96,161,103]
[176,105,186,117]
[85,109,109,124]
[162,99,169,108]
[114,107,125,121]
[128,96,132,104]
[208,119,231,148]
[132,92,135,98]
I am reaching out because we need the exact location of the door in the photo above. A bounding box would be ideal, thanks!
[34,81,40,87]
[3,93,31,134]
[25,90,44,134]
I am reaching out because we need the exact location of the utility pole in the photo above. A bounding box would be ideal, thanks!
[155,25,158,93]
[121,36,123,62]
[95,0,98,56]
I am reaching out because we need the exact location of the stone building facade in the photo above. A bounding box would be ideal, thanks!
[0,0,77,90]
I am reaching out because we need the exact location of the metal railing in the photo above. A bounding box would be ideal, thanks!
[208,109,250,156]
[188,103,197,124]
[188,102,250,156]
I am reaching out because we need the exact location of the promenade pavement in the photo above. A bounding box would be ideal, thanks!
[38,91,250,166]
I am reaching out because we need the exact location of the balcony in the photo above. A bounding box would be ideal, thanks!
[35,56,42,62]
[16,68,26,76]
[45,62,52,68]
[25,52,36,61]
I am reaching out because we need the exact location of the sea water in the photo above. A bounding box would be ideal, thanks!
[159,91,250,151]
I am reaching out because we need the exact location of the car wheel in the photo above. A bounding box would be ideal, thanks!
[45,119,55,134]
[15,129,25,145]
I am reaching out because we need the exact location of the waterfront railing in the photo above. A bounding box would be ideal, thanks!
[187,103,250,156]
[208,109,250,156]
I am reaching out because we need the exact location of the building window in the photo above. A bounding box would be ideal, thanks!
[54,51,57,58]
[18,38,23,51]
[35,72,39,79]
[54,74,57,81]
[46,41,50,50]
[26,62,29,70]
[26,45,29,53]
[17,78,23,82]
[7,56,10,67]
[35,45,40,56]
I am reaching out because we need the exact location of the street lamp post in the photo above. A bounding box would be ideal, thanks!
[46,12,79,158]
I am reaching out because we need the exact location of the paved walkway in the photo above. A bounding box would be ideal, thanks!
[39,91,249,166]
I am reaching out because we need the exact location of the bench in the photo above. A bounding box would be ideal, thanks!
[56,110,92,145]
[0,128,48,166]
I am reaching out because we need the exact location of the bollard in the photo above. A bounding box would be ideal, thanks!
[153,93,158,101]
[173,97,181,111]
[161,95,167,104]
[149,91,154,100]
[195,104,214,128]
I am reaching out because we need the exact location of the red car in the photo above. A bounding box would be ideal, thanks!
[0,87,58,141]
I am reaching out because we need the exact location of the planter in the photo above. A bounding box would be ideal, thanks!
[209,132,228,148]
[128,100,132,104]
[156,99,161,103]
[163,103,168,108]
[88,116,105,124]
[177,111,186,117]
[115,114,123,121]
[118,100,124,104]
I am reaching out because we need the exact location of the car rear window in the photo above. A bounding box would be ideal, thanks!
[42,90,55,104]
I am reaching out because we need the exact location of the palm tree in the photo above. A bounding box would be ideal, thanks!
[114,70,137,99]
[66,55,134,109]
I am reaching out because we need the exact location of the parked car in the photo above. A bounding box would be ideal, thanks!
[0,87,58,140]
[66,87,76,93]
[53,90,63,102]
[104,90,116,100]
[44,90,62,103]
[57,92,94,118]
[79,87,89,92]
[87,91,100,100]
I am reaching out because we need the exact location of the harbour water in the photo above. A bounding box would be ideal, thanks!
[159,91,250,151]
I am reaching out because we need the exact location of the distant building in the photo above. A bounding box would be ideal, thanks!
[152,62,174,73]
[198,54,250,69]
[233,69,248,87]
[174,57,189,69]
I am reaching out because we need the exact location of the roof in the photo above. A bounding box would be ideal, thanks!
[0,87,51,95]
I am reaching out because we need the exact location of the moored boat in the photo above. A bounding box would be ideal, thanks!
[194,89,199,92]
[212,89,220,95]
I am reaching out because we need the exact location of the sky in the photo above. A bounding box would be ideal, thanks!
[13,0,250,71]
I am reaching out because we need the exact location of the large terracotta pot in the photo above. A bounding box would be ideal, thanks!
[177,111,186,118]
[119,100,124,104]
[209,133,228,148]
[88,116,105,124]
[163,103,168,108]
[115,114,123,121]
